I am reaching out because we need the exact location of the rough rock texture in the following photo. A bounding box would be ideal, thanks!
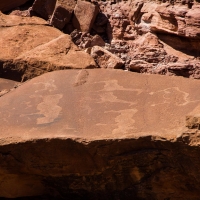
[50,0,76,30]
[0,13,97,81]
[0,0,29,12]
[31,0,57,20]
[11,0,198,79]
[90,46,124,69]
[73,0,99,33]
[10,0,200,79]
[12,35,96,81]
[71,30,105,48]
[95,0,200,78]
[0,70,200,199]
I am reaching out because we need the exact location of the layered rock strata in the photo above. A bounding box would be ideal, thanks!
[0,70,200,199]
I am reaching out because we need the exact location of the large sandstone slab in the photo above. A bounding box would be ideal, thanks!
[0,17,62,61]
[0,69,200,141]
[1,70,200,199]
[0,70,200,199]
[0,13,96,81]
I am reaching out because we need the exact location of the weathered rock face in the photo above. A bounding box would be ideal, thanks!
[50,0,76,30]
[0,13,97,81]
[73,0,99,33]
[95,0,200,78]
[1,70,200,199]
[90,46,124,69]
[31,0,57,20]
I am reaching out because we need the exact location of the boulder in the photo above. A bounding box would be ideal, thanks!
[73,0,99,33]
[0,13,61,61]
[90,46,124,69]
[32,0,57,20]
[14,35,97,80]
[0,13,96,81]
[0,0,29,12]
[50,0,76,30]
[185,5,200,38]
[1,70,200,199]
[129,60,152,72]
[0,15,62,81]
[91,35,105,47]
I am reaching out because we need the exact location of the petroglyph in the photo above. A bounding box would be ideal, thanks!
[149,87,200,107]
[98,92,137,106]
[34,79,57,93]
[37,94,62,125]
[101,80,143,94]
[57,125,77,135]
[74,70,89,87]
[105,109,138,135]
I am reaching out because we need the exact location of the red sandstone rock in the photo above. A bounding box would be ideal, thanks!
[0,13,96,81]
[32,0,57,20]
[0,11,47,27]
[90,46,124,69]
[185,5,200,38]
[71,30,105,48]
[50,0,76,30]
[91,35,105,47]
[0,70,200,199]
[1,1,200,199]
[94,1,200,77]
[73,0,99,33]
[14,35,97,80]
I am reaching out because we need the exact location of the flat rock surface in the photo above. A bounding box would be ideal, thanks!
[0,78,18,91]
[0,13,96,81]
[0,69,200,144]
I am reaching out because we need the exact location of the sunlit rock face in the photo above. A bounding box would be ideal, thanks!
[0,70,200,199]
[1,0,200,199]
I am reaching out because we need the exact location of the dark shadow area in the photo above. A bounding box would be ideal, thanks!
[168,69,191,78]
[0,62,24,82]
[157,33,200,57]
[0,137,200,199]
[4,0,35,14]
[18,0,35,11]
